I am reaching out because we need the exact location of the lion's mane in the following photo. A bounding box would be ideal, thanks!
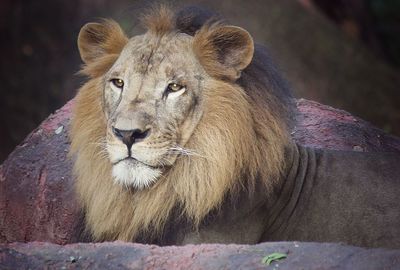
[70,5,293,242]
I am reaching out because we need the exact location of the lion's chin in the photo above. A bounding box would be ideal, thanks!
[111,159,162,189]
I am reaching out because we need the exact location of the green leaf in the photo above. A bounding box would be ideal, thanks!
[261,252,287,265]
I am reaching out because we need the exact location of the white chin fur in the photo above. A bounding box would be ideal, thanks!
[112,160,162,189]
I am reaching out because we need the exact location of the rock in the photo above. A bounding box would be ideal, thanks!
[0,100,82,244]
[1,241,400,270]
[294,99,400,152]
[1,98,400,245]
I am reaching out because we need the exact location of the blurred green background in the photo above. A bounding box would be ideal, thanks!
[0,0,399,162]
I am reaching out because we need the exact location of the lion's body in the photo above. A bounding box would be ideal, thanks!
[157,145,400,248]
[70,6,400,248]
[264,147,400,248]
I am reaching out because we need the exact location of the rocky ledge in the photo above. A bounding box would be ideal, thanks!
[1,241,400,270]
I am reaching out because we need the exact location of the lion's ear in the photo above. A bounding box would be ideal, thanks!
[193,24,254,81]
[78,19,128,64]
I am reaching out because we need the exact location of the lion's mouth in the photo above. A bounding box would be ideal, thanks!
[113,157,160,170]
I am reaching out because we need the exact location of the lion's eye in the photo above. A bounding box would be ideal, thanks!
[110,79,124,89]
[167,83,184,92]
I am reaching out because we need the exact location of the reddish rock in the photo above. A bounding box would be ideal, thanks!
[0,98,400,245]
[0,100,81,244]
[294,99,400,152]
[1,241,400,270]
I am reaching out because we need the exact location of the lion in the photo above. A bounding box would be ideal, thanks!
[70,6,400,248]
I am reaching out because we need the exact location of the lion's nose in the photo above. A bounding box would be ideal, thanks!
[112,127,150,148]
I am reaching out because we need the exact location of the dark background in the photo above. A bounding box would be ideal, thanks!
[1,0,399,162]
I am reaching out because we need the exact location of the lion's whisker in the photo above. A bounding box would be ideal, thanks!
[167,145,207,159]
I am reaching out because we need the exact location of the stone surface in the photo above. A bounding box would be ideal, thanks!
[0,100,82,245]
[1,241,400,270]
[294,99,400,152]
[1,98,400,245]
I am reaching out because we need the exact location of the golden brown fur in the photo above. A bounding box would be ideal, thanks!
[70,6,292,242]
[78,19,128,77]
[140,4,176,35]
[193,22,254,80]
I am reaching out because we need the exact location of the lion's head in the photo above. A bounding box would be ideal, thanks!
[70,6,293,242]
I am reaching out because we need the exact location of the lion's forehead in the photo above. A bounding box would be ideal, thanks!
[115,33,194,75]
